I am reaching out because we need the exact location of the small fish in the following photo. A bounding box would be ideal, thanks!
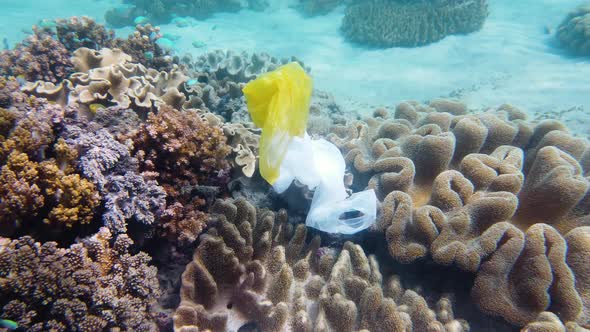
[38,19,57,29]
[88,103,106,114]
[172,17,190,28]
[156,38,175,52]
[149,31,159,41]
[2,38,9,50]
[134,16,149,25]
[186,78,199,86]
[211,25,218,31]
[192,40,206,48]
[162,33,181,41]
[15,75,27,86]
[144,51,154,60]
[0,319,18,330]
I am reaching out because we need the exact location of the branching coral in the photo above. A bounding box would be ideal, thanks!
[0,227,160,331]
[341,0,489,47]
[35,16,117,52]
[0,33,73,83]
[327,99,590,327]
[173,198,469,331]
[132,105,231,244]
[0,100,100,235]
[62,123,166,234]
[112,24,176,71]
[556,3,590,56]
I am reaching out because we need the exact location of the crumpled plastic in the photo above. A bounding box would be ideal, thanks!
[243,62,376,234]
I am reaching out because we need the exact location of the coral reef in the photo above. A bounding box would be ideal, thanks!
[62,121,166,234]
[556,3,590,56]
[0,228,159,331]
[106,0,244,25]
[132,105,231,244]
[181,50,309,122]
[327,99,590,327]
[23,48,187,114]
[0,99,100,236]
[174,198,469,331]
[0,33,73,83]
[299,0,343,16]
[40,16,116,52]
[341,0,489,47]
[112,24,176,71]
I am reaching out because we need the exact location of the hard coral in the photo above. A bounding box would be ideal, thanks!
[113,24,176,71]
[327,99,590,327]
[62,121,166,234]
[556,3,590,56]
[0,228,160,331]
[173,198,469,331]
[0,33,73,83]
[36,16,116,52]
[341,0,489,48]
[0,102,100,236]
[133,105,231,244]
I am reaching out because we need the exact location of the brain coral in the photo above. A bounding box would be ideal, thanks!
[174,198,469,331]
[0,227,160,331]
[341,0,489,48]
[556,3,590,56]
[327,99,590,327]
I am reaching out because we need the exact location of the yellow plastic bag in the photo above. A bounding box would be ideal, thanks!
[242,62,313,184]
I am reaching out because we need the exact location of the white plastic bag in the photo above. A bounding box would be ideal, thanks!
[273,133,377,234]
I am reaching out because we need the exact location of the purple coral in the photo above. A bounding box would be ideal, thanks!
[63,123,166,234]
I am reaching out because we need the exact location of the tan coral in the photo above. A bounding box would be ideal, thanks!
[329,100,590,327]
[23,48,188,113]
[173,198,468,332]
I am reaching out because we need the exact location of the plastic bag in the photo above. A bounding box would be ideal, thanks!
[243,62,377,234]
[242,62,312,185]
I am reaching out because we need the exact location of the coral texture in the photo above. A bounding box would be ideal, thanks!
[0,33,73,83]
[62,122,166,234]
[23,48,187,114]
[327,99,590,327]
[299,0,342,16]
[112,24,176,71]
[556,3,590,56]
[132,105,231,244]
[181,50,309,122]
[0,228,160,331]
[39,16,117,52]
[174,198,469,331]
[107,0,243,25]
[0,100,100,235]
[341,0,489,47]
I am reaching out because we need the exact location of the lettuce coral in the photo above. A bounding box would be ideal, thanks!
[341,0,489,48]
[0,227,160,331]
[174,198,469,331]
[327,99,590,327]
